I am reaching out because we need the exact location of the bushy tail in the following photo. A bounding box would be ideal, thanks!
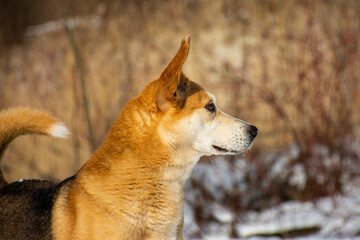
[0,107,70,188]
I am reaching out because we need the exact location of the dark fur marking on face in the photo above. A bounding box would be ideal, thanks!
[174,73,203,109]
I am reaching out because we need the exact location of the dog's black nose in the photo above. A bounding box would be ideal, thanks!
[248,125,258,138]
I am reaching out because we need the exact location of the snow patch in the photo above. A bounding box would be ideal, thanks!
[25,16,103,36]
[210,203,234,223]
[236,201,323,238]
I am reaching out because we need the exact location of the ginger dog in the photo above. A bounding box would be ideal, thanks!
[0,36,257,240]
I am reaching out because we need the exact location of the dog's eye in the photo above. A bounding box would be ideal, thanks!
[205,101,216,113]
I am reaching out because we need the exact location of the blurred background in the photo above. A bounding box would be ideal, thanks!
[1,0,360,238]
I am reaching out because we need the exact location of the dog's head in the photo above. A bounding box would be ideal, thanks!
[155,36,257,157]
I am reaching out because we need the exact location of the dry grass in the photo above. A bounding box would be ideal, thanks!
[1,0,359,202]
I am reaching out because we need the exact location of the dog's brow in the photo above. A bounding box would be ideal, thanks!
[206,92,216,104]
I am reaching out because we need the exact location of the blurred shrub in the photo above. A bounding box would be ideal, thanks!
[235,0,360,200]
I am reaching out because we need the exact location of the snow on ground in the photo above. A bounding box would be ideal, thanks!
[183,145,360,239]
[185,188,360,239]
[236,187,360,238]
[185,189,360,239]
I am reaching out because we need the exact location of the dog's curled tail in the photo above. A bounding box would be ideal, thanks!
[0,107,70,188]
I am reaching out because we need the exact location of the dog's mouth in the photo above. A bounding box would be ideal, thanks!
[212,145,240,154]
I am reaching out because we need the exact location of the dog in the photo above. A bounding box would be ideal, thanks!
[0,36,257,240]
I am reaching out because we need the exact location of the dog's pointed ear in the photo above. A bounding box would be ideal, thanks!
[156,35,191,111]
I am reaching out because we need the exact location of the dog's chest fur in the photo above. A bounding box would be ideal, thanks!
[53,165,187,239]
